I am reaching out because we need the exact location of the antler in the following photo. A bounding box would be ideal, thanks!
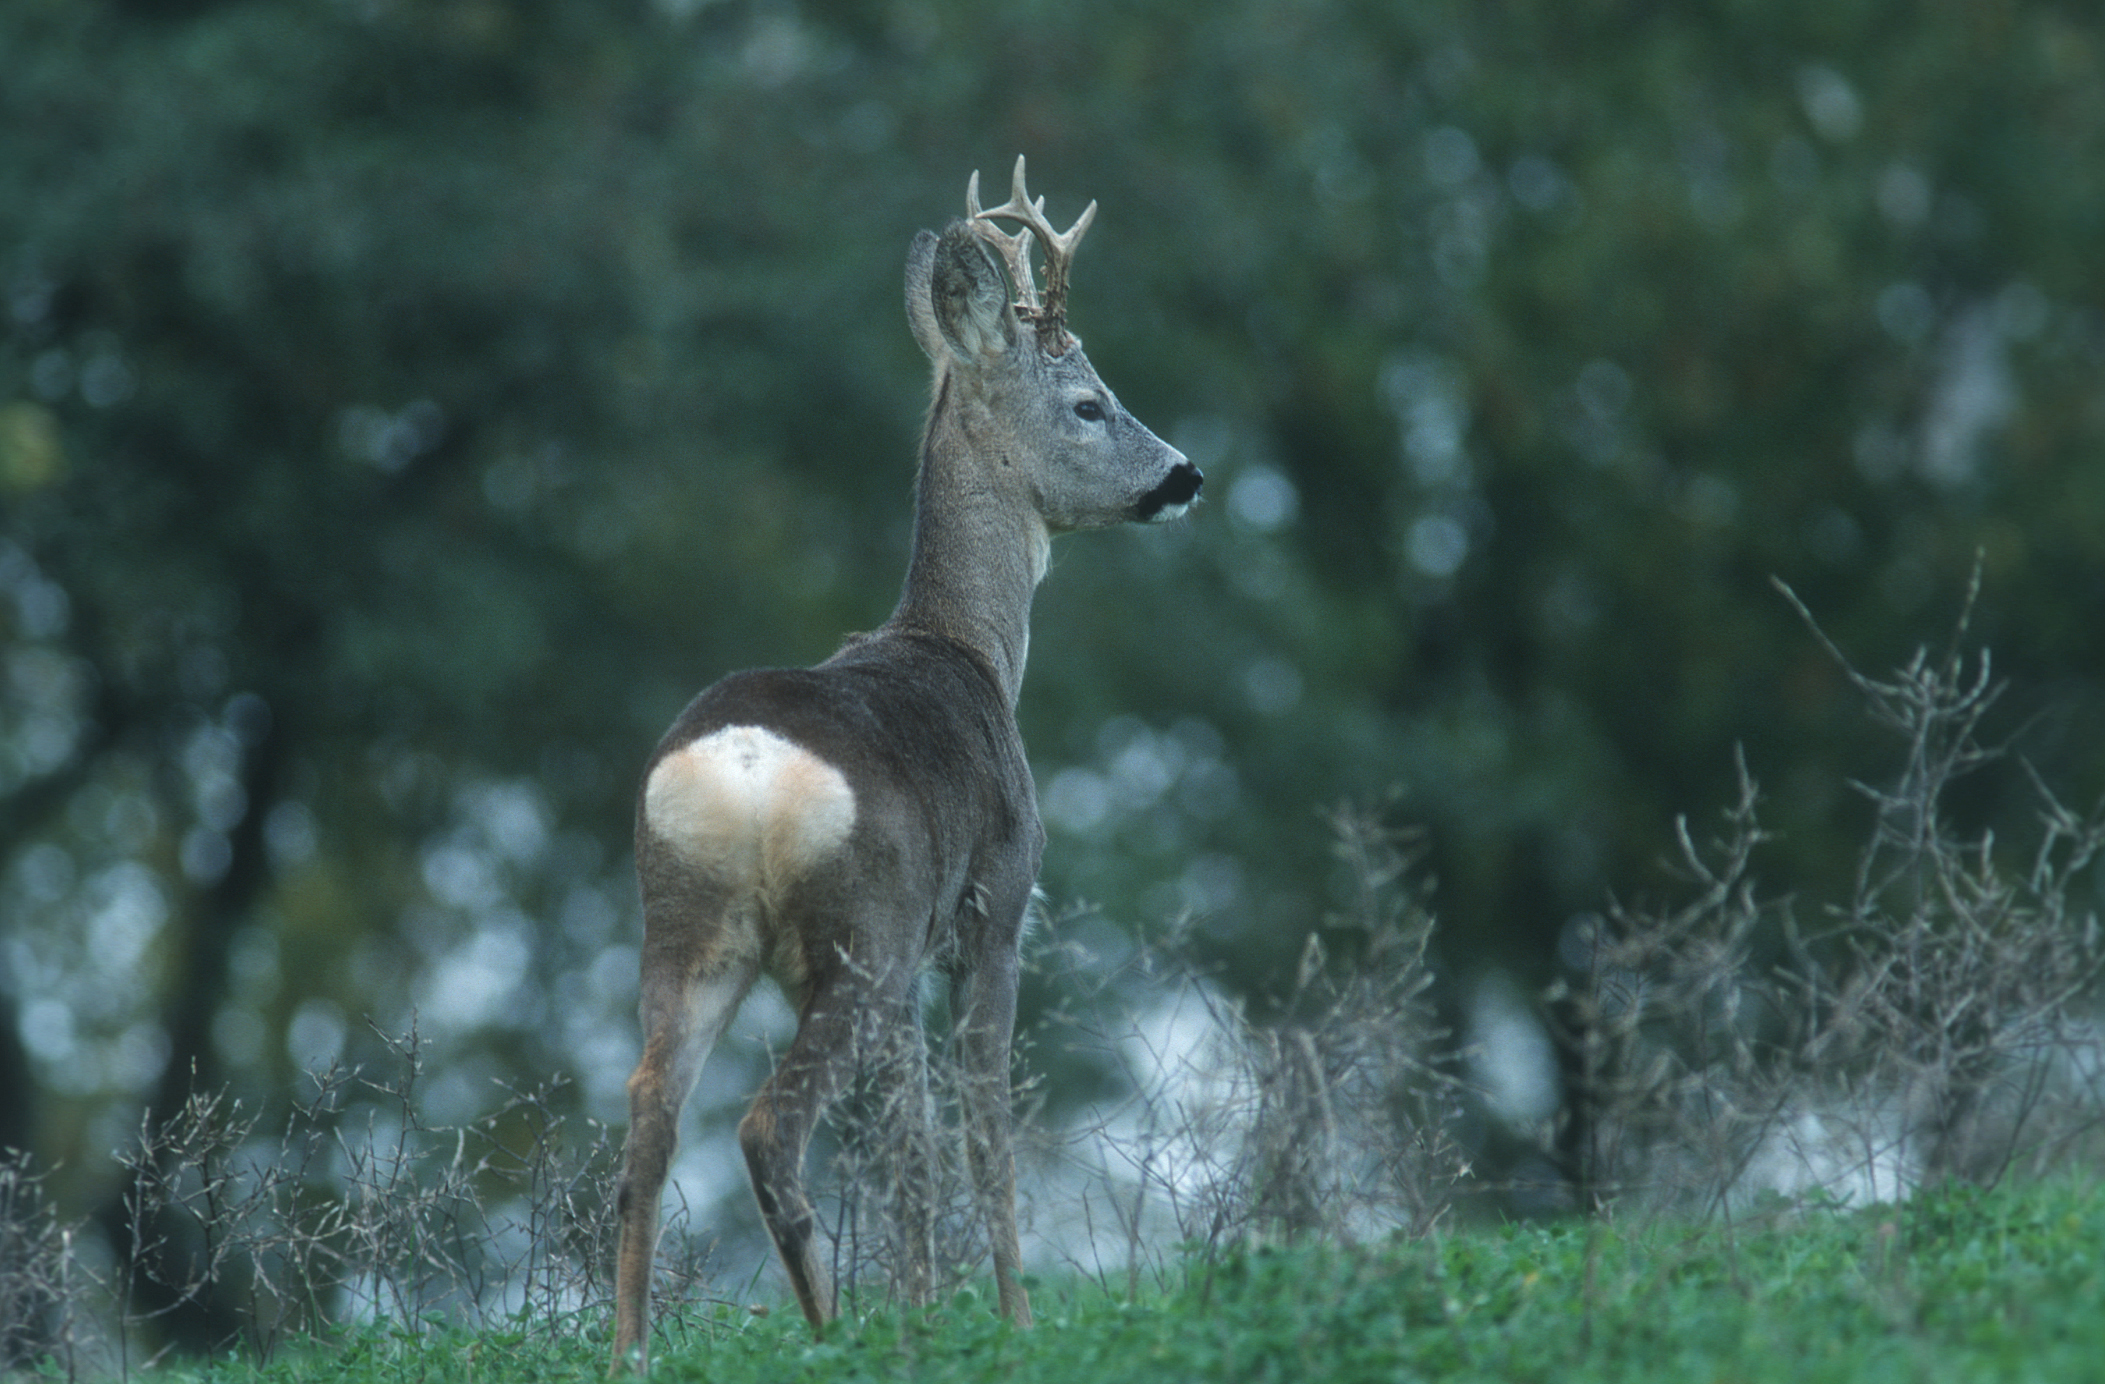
[965,171,1041,311]
[966,155,1097,355]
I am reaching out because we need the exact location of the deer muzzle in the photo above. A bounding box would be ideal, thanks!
[1136,459,1204,523]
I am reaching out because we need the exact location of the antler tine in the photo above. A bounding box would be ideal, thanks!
[965,168,1042,310]
[967,156,1096,352]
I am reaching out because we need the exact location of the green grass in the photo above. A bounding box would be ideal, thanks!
[155,1176,2105,1384]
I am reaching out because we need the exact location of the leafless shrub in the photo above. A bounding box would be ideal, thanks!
[2,1149,78,1375]
[0,1024,730,1377]
[803,951,1065,1320]
[806,1007,962,1317]
[1777,577,2105,1189]
[1047,806,1471,1281]
[1549,756,1799,1213]
[1237,809,1469,1244]
[1555,576,2105,1217]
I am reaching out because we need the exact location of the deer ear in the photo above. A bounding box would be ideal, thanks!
[915,221,1015,367]
[905,230,946,363]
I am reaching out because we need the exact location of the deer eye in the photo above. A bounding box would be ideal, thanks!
[1073,399,1106,423]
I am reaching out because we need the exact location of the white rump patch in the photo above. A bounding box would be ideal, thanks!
[644,726,857,893]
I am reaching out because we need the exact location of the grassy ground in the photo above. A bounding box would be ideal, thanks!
[136,1174,2104,1384]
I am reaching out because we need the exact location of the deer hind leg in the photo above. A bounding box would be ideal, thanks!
[737,970,870,1329]
[740,953,938,1328]
[951,945,1032,1328]
[612,940,758,1373]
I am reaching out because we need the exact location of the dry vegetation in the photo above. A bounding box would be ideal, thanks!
[1553,581,2105,1218]
[1,1030,665,1376]
[4,593,2103,1375]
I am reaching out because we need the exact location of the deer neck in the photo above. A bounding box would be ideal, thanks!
[888,395,1049,708]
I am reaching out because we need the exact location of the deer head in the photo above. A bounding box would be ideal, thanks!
[904,159,1201,537]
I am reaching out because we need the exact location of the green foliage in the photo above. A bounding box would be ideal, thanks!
[126,1176,2105,1384]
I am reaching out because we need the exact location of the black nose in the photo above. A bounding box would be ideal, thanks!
[1137,462,1203,520]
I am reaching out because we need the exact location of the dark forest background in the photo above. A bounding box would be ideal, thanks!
[5,0,2104,1250]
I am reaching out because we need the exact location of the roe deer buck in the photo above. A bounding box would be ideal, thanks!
[610,158,1202,1371]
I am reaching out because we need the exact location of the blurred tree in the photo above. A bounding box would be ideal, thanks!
[3,0,2103,1316]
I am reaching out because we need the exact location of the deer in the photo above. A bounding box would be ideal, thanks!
[609,158,1202,1372]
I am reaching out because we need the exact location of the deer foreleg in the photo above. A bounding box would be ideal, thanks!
[868,1002,938,1310]
[951,946,1032,1329]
